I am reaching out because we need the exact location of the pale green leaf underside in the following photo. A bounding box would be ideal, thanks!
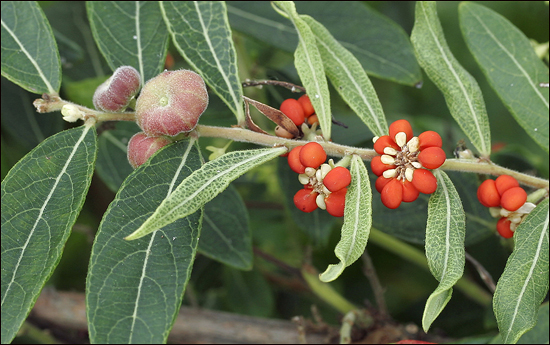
[87,139,202,344]
[422,170,465,332]
[1,1,61,94]
[125,147,286,241]
[1,125,96,344]
[86,1,169,84]
[320,155,372,282]
[493,199,549,344]
[459,2,549,153]
[160,1,244,124]
[411,1,491,156]
[303,15,388,138]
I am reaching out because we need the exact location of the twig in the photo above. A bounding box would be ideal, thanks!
[361,250,389,317]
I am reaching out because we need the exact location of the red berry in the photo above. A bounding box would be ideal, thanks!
[371,156,396,176]
[418,147,446,169]
[93,66,141,112]
[496,217,514,238]
[323,167,351,192]
[381,178,403,209]
[500,187,527,212]
[294,188,319,213]
[389,119,413,143]
[402,180,420,202]
[299,142,327,169]
[495,175,519,196]
[477,179,500,208]
[418,131,442,150]
[375,176,392,193]
[127,132,171,168]
[298,94,315,117]
[288,146,306,174]
[411,169,437,194]
[374,135,400,154]
[280,98,305,126]
[307,114,319,126]
[325,188,347,217]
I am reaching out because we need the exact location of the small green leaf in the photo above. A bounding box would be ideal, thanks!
[422,170,465,332]
[411,1,491,157]
[320,155,372,282]
[459,2,549,153]
[1,125,96,344]
[200,185,252,270]
[160,1,244,124]
[493,199,549,344]
[87,1,169,84]
[125,147,287,241]
[86,139,202,344]
[302,15,388,138]
[1,1,61,94]
[273,1,332,140]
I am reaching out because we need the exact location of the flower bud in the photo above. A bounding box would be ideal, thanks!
[135,70,208,137]
[93,66,141,112]
[127,132,172,168]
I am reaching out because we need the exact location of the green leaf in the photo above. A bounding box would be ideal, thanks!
[459,2,549,153]
[223,267,274,317]
[422,170,466,332]
[411,1,491,157]
[273,1,332,140]
[86,139,202,344]
[302,16,388,138]
[1,125,96,344]
[517,302,549,344]
[125,147,287,241]
[1,1,61,94]
[493,199,549,344]
[200,185,252,270]
[86,1,169,84]
[160,1,244,124]
[320,155,372,282]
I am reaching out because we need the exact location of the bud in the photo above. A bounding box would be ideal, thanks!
[93,66,141,112]
[135,70,208,137]
[127,132,171,169]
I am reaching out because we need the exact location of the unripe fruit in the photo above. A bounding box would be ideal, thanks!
[307,114,319,126]
[323,167,351,192]
[288,146,306,174]
[417,147,446,169]
[381,178,403,209]
[495,175,519,196]
[299,142,327,169]
[418,131,442,150]
[93,66,141,112]
[325,188,347,217]
[135,70,208,137]
[127,132,171,168]
[374,135,400,154]
[298,94,315,117]
[496,217,514,238]
[477,179,500,208]
[500,187,527,212]
[389,119,413,143]
[280,98,305,126]
[411,169,437,194]
[294,188,319,213]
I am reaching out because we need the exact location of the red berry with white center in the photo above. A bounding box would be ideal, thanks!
[500,187,527,212]
[325,188,347,217]
[299,142,327,169]
[298,94,315,117]
[288,146,306,174]
[495,175,519,196]
[280,98,305,126]
[477,179,500,208]
[418,131,442,150]
[374,135,400,155]
[371,156,396,176]
[381,178,403,209]
[496,217,514,238]
[389,119,413,143]
[323,167,351,192]
[418,147,446,169]
[127,132,172,168]
[93,66,141,112]
[411,169,437,194]
[402,180,420,202]
[294,188,319,213]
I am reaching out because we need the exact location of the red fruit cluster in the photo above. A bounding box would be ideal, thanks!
[289,142,351,217]
[477,175,531,238]
[276,95,318,138]
[371,119,446,209]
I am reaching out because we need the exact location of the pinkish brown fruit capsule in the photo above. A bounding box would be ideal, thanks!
[127,132,172,168]
[135,70,208,137]
[93,66,141,112]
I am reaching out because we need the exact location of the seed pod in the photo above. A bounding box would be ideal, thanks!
[127,132,172,168]
[93,66,141,112]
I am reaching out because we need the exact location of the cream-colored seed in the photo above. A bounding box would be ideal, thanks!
[316,194,327,210]
[384,147,398,155]
[305,167,316,177]
[316,168,323,181]
[298,174,310,185]
[381,155,396,165]
[489,207,502,218]
[500,208,512,217]
[383,169,397,178]
[372,136,379,143]
[405,168,414,182]
[395,132,407,148]
[322,186,331,196]
[407,137,419,153]
[412,162,422,169]
[320,164,332,179]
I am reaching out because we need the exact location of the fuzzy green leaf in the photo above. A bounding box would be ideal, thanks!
[411,1,491,157]
[125,147,286,241]
[160,1,244,124]
[1,125,96,344]
[422,170,466,332]
[87,1,169,84]
[320,155,372,282]
[86,139,202,344]
[1,1,61,94]
[459,2,549,153]
[493,199,549,344]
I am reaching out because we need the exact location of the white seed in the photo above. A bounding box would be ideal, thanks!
[395,132,407,147]
[405,168,414,182]
[381,155,396,165]
[298,174,310,185]
[316,168,323,181]
[407,136,419,153]
[328,159,335,168]
[322,185,331,195]
[383,169,397,178]
[510,222,518,232]
[316,194,327,210]
[509,215,522,224]
[412,162,422,169]
[305,167,317,177]
[372,136,379,143]
[320,163,332,179]
[489,207,502,218]
[515,202,536,214]
[500,208,512,217]
[383,147,398,155]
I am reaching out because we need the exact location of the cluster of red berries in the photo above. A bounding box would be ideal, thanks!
[276,95,318,138]
[288,142,351,217]
[371,119,446,209]
[477,175,534,238]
